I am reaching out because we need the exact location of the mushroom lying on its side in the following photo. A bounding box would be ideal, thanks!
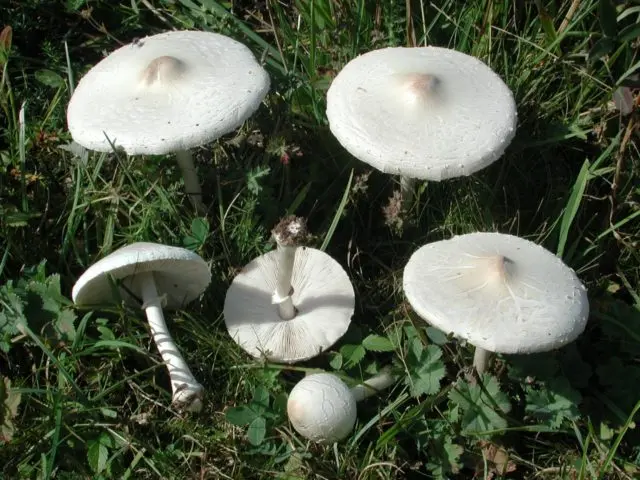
[67,30,270,212]
[286,371,397,444]
[72,242,211,412]
[224,216,355,363]
[402,232,590,373]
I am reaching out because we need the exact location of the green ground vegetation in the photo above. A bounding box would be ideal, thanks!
[0,0,639,478]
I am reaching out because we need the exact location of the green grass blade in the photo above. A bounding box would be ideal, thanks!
[320,169,353,252]
[557,159,590,259]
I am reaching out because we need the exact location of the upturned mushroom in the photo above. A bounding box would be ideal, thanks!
[286,370,397,444]
[223,216,355,363]
[72,242,211,412]
[402,232,590,373]
[67,30,270,212]
[326,46,517,207]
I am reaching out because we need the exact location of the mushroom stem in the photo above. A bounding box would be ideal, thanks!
[175,149,205,214]
[275,244,297,320]
[473,347,491,374]
[400,175,416,211]
[138,271,204,412]
[272,216,309,321]
[350,369,397,402]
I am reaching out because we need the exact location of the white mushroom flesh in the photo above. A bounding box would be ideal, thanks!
[287,373,357,444]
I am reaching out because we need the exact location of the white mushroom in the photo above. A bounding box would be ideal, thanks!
[72,242,211,412]
[402,232,590,373]
[67,30,270,212]
[287,370,397,444]
[223,216,355,363]
[326,46,517,207]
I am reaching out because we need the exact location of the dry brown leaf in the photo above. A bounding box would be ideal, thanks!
[478,440,517,476]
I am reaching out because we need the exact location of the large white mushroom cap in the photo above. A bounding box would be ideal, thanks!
[287,373,357,444]
[223,247,355,363]
[72,242,211,308]
[403,232,589,354]
[67,30,270,154]
[326,46,517,180]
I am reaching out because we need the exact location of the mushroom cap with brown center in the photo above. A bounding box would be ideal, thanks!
[326,46,517,181]
[402,232,589,354]
[67,30,270,155]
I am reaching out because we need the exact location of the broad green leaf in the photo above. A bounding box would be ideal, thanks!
[386,323,404,349]
[328,352,343,370]
[35,69,65,88]
[55,309,77,341]
[448,374,511,435]
[225,405,259,426]
[406,342,446,397]
[247,416,266,445]
[362,334,395,352]
[98,431,115,448]
[97,326,116,341]
[426,327,449,345]
[426,437,463,479]
[87,440,108,473]
[183,217,210,251]
[340,344,366,368]
[99,408,117,419]
[246,166,271,195]
[525,377,581,429]
[251,385,270,414]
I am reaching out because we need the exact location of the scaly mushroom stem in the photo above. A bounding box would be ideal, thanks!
[175,149,205,214]
[351,369,397,402]
[473,347,491,374]
[400,175,416,211]
[271,216,309,321]
[138,271,204,412]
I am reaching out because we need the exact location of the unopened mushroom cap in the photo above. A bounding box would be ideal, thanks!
[72,242,211,309]
[223,247,355,363]
[402,232,589,354]
[67,30,270,155]
[326,46,517,181]
[287,373,357,444]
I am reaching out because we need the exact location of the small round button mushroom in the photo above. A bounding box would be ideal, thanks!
[67,30,270,212]
[326,46,517,208]
[402,232,590,373]
[72,242,211,412]
[287,370,397,444]
[223,216,355,363]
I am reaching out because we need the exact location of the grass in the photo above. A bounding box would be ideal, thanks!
[0,0,639,478]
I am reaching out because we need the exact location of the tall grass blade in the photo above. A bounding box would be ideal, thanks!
[557,159,590,259]
[320,169,353,252]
